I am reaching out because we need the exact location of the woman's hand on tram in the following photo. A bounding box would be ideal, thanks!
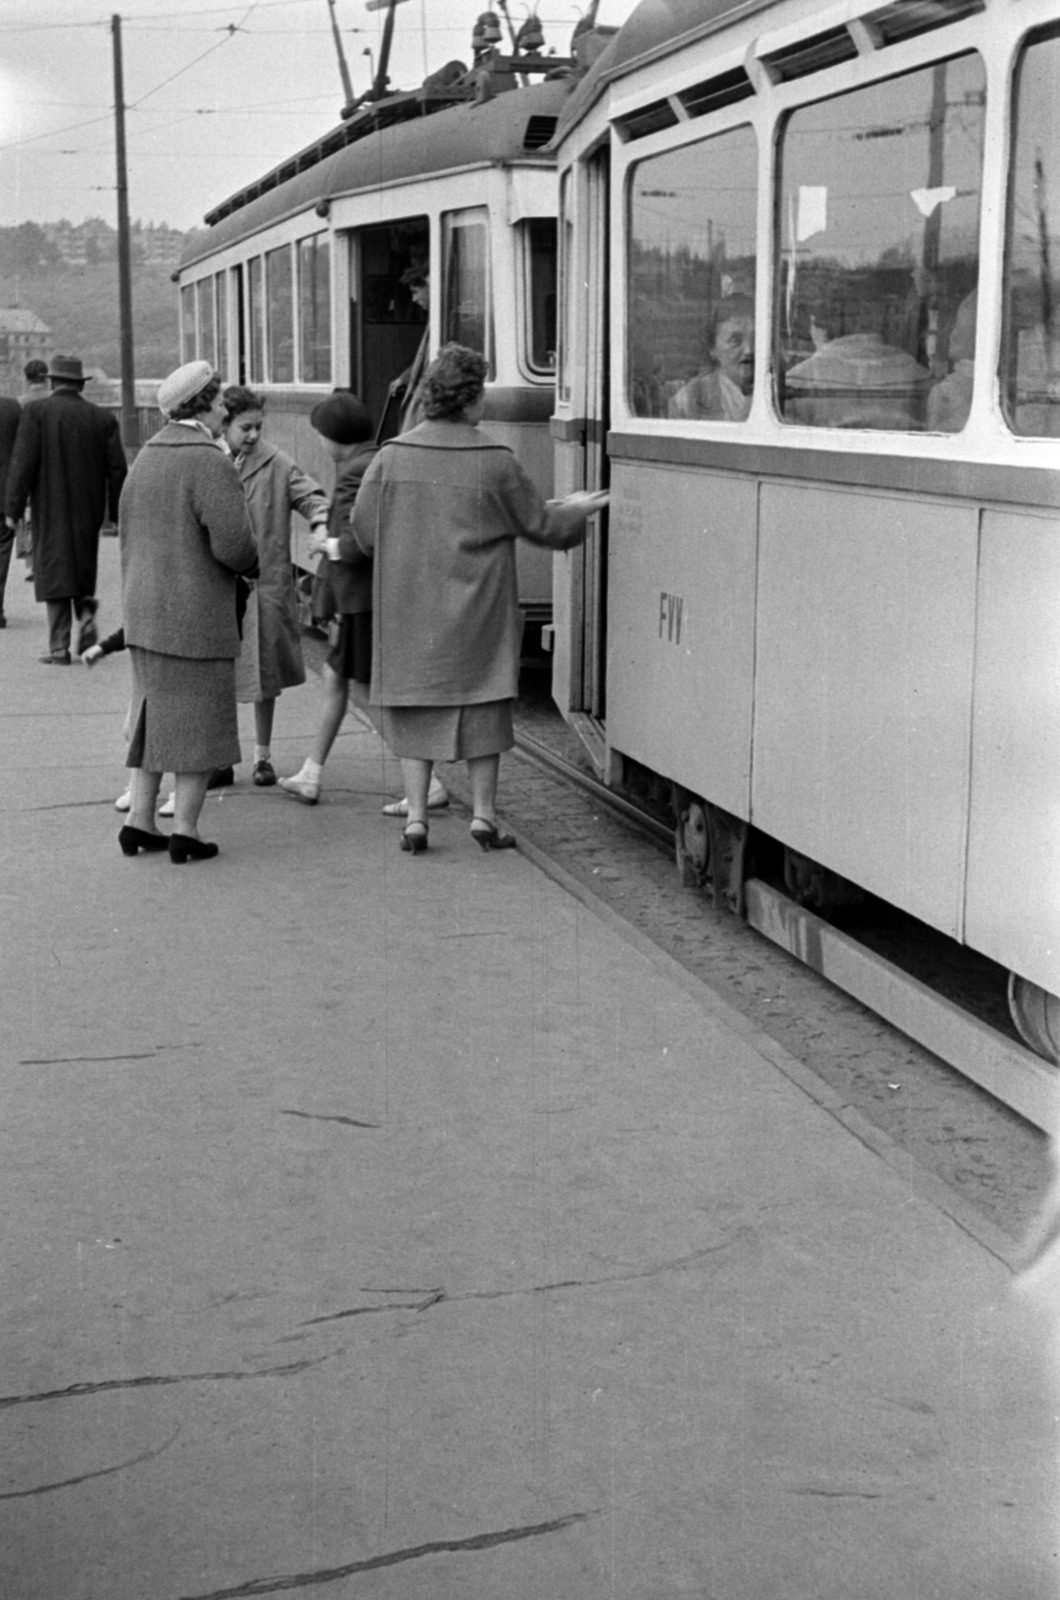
[562,488,610,514]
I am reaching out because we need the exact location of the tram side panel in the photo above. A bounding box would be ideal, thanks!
[753,484,978,940]
[606,460,756,820]
[966,512,1060,995]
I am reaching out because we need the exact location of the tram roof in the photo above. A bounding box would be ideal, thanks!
[180,78,573,273]
[553,0,774,144]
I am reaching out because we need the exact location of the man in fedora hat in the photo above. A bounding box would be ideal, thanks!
[4,354,127,663]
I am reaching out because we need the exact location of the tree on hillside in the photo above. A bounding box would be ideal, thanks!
[0,223,60,274]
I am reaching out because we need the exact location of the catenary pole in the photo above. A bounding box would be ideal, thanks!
[112,14,136,451]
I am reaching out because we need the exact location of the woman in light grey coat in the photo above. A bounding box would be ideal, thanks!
[118,361,258,862]
[331,344,607,854]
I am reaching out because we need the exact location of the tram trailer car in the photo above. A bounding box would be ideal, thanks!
[550,0,1060,1110]
[175,20,614,646]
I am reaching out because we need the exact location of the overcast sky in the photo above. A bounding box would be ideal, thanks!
[0,0,637,233]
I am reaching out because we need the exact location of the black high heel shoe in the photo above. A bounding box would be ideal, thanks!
[400,822,428,854]
[118,825,169,857]
[169,834,219,864]
[470,818,516,852]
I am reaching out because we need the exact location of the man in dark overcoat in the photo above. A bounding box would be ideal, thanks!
[4,354,127,663]
[0,395,22,627]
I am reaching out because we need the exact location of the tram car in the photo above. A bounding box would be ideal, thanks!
[549,0,1060,1110]
[174,9,614,646]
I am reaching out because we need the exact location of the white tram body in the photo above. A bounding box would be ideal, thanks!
[175,68,581,632]
[551,0,1060,1068]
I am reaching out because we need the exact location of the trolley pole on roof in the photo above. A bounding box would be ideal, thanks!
[111,14,136,451]
[325,0,355,108]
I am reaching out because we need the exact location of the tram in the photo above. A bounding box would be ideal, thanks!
[550,0,1060,1102]
[174,9,614,645]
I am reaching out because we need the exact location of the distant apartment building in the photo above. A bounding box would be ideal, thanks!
[0,307,50,391]
[41,219,187,268]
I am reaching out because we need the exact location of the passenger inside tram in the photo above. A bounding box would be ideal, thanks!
[667,295,755,422]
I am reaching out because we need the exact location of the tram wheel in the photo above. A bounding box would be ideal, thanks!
[1007,974,1060,1064]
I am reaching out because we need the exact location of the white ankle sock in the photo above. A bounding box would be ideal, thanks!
[254,745,271,763]
[302,759,322,782]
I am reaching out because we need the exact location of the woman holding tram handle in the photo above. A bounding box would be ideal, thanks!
[318,341,609,855]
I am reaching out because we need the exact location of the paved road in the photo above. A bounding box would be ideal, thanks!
[2,543,1056,1600]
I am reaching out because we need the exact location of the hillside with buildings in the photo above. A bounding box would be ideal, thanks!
[0,219,197,397]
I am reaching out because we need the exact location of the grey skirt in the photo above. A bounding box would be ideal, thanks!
[379,699,514,761]
[127,646,241,773]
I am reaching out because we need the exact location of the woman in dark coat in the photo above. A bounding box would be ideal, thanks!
[118,361,258,862]
[328,343,608,853]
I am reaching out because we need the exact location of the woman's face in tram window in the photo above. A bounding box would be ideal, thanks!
[224,410,264,454]
[712,314,755,393]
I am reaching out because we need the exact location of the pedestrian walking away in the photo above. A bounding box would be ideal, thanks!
[118,360,258,863]
[222,386,329,788]
[3,354,127,663]
[0,393,22,627]
[335,342,609,854]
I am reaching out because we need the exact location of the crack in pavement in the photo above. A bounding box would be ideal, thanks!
[0,1352,337,1411]
[280,1110,380,1130]
[174,1512,596,1597]
[16,1052,158,1066]
[302,1238,745,1328]
[0,1425,182,1499]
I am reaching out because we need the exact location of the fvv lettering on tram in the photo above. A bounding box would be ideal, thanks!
[659,592,684,645]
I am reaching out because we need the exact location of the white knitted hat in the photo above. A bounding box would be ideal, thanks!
[158,359,215,416]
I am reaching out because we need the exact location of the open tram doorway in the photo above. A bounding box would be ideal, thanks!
[566,147,611,773]
[347,218,429,440]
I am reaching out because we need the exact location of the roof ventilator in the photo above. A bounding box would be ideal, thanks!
[759,25,859,82]
[677,66,755,119]
[523,115,558,149]
[613,96,680,142]
[863,0,985,46]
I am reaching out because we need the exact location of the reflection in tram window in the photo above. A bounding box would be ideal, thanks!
[627,127,757,419]
[247,256,265,384]
[1003,32,1060,437]
[523,219,558,374]
[298,234,331,384]
[181,284,196,365]
[215,271,228,377]
[443,208,492,370]
[266,245,294,383]
[197,277,216,369]
[776,54,985,431]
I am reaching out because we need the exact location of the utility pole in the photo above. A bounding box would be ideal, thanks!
[112,14,135,450]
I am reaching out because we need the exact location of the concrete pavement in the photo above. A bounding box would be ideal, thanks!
[1,539,1056,1599]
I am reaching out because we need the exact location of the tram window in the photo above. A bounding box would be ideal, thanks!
[215,271,228,378]
[197,278,216,369]
[522,219,557,375]
[247,257,265,384]
[266,245,294,384]
[298,233,331,384]
[442,209,492,370]
[627,128,758,420]
[776,53,985,432]
[1003,31,1060,437]
[181,284,196,365]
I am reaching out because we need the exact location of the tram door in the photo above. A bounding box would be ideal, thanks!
[349,219,429,439]
[577,148,611,728]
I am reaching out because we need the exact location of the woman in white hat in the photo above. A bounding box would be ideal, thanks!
[117,360,258,862]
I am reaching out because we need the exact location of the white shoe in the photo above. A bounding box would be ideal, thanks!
[382,776,450,817]
[279,772,320,805]
[114,786,132,812]
[157,792,176,817]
